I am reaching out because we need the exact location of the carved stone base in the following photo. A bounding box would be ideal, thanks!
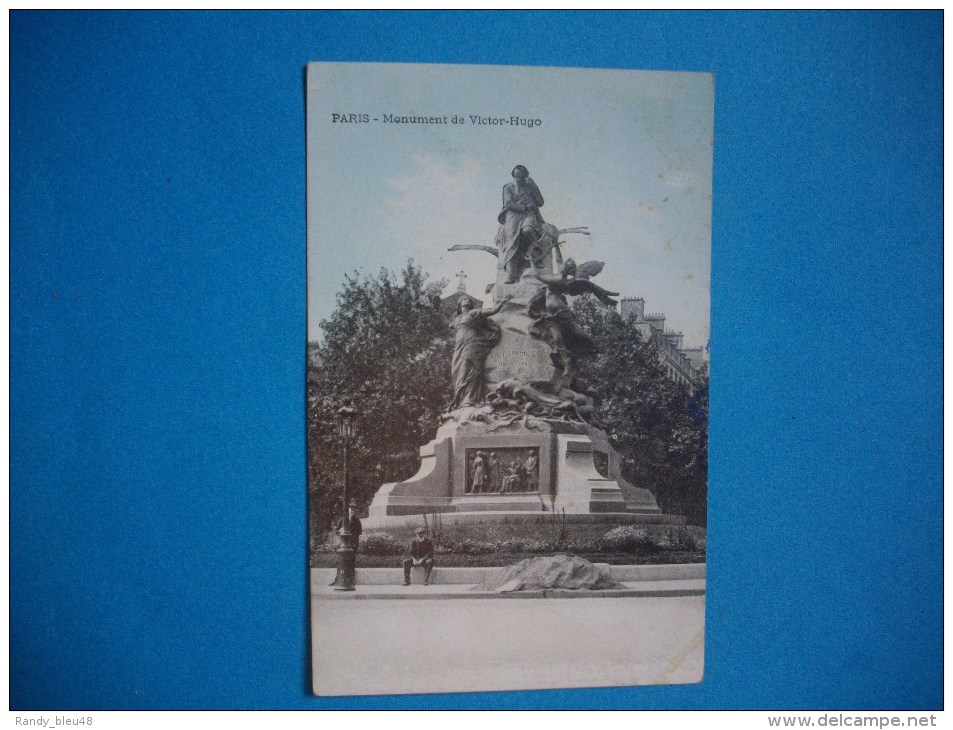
[365,417,667,529]
[553,433,659,515]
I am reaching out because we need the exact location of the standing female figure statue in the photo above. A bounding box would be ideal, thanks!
[470,451,489,494]
[449,294,510,409]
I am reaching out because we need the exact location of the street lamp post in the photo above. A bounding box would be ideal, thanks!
[334,404,358,592]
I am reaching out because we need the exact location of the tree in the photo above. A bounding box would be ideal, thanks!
[307,261,451,531]
[307,264,708,534]
[572,297,708,525]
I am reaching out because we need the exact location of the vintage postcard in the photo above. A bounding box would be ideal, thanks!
[307,62,712,696]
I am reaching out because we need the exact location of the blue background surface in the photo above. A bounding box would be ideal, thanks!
[10,11,942,709]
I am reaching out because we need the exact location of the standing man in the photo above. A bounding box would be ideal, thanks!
[402,527,435,586]
[337,498,363,550]
[329,499,363,586]
[496,165,545,284]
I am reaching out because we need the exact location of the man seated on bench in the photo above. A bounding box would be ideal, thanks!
[402,527,435,586]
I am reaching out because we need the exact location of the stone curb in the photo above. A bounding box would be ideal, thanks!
[311,562,705,585]
[312,579,706,600]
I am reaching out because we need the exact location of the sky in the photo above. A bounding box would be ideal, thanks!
[307,63,713,349]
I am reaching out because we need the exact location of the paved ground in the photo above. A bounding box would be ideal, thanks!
[312,579,705,600]
[312,589,705,696]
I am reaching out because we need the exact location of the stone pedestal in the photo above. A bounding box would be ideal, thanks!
[553,434,659,515]
[365,416,664,529]
[366,250,675,530]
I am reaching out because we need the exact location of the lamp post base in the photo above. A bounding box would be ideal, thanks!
[333,543,356,591]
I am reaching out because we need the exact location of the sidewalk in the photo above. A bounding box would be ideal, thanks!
[311,563,706,599]
[312,579,705,600]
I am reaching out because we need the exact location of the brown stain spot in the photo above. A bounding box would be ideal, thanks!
[664,240,673,251]
[683,273,694,282]
[662,196,669,203]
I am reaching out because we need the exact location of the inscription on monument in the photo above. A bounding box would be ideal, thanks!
[484,329,556,386]
[494,342,546,369]
[466,447,540,494]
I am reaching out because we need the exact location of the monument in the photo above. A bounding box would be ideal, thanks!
[365,165,676,528]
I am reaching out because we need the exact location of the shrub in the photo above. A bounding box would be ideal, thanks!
[681,525,707,551]
[311,530,339,554]
[594,524,707,554]
[653,525,706,552]
[360,531,402,556]
[518,538,552,553]
[600,525,655,553]
[447,538,479,554]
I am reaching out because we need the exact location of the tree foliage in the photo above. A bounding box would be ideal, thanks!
[571,296,708,525]
[307,261,451,529]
